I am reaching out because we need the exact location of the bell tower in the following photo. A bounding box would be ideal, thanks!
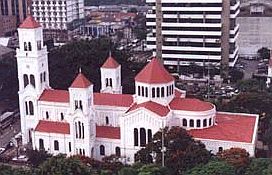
[17,15,49,144]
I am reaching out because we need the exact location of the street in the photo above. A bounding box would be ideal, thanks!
[0,117,20,148]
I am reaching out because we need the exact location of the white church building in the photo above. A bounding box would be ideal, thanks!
[17,16,259,163]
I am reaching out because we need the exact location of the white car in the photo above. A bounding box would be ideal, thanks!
[0,147,5,154]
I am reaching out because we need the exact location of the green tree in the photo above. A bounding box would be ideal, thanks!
[135,127,211,174]
[245,158,272,175]
[26,149,52,167]
[36,154,91,175]
[0,165,31,175]
[137,164,170,175]
[217,148,250,174]
[118,167,137,175]
[184,160,236,175]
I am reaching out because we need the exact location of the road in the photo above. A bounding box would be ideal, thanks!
[236,59,259,79]
[0,117,20,148]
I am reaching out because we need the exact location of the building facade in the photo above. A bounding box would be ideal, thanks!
[146,0,240,69]
[0,0,28,25]
[31,0,84,40]
[17,16,258,164]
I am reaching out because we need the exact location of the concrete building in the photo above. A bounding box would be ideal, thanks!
[17,16,259,163]
[31,0,84,41]
[146,0,240,77]
[0,15,17,36]
[238,0,272,58]
[0,0,28,25]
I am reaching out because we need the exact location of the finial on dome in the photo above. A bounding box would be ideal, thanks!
[109,50,112,57]
[79,67,82,73]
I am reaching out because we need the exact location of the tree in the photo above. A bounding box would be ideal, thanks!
[26,149,52,167]
[137,164,170,175]
[118,167,137,175]
[135,127,211,174]
[184,160,236,175]
[245,158,272,175]
[36,154,91,175]
[258,47,270,60]
[0,165,31,175]
[217,148,250,174]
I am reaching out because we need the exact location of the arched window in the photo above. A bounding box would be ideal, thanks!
[148,129,152,143]
[30,74,35,88]
[138,86,140,96]
[197,119,201,127]
[39,139,44,150]
[152,88,155,98]
[24,42,28,51]
[141,86,144,97]
[105,116,109,125]
[106,78,109,87]
[29,101,34,115]
[203,119,207,127]
[23,74,29,87]
[167,86,169,96]
[172,85,174,94]
[134,128,138,146]
[109,78,112,87]
[40,73,43,83]
[156,87,160,97]
[115,147,121,157]
[75,122,78,138]
[218,147,223,152]
[54,140,59,150]
[189,119,194,127]
[145,87,148,97]
[78,121,81,138]
[60,113,64,120]
[82,123,84,139]
[79,100,83,110]
[43,72,46,82]
[100,145,105,155]
[25,102,29,115]
[161,87,164,97]
[183,119,187,127]
[28,42,32,51]
[46,111,49,119]
[209,118,212,126]
[140,128,146,147]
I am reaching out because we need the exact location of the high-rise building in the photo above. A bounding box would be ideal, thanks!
[146,0,240,77]
[0,0,28,25]
[31,0,84,40]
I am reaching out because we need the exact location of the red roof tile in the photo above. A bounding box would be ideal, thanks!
[39,89,69,103]
[70,73,92,88]
[127,101,170,117]
[35,120,70,134]
[19,15,41,29]
[96,125,120,139]
[189,113,257,143]
[94,93,133,107]
[135,58,174,84]
[170,98,214,111]
[102,56,120,69]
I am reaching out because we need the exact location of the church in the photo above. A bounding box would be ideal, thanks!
[17,16,259,163]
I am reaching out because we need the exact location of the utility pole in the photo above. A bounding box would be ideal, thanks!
[161,122,165,167]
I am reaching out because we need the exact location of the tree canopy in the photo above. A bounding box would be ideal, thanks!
[135,126,211,174]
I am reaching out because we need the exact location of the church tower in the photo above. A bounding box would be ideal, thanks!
[100,53,122,94]
[17,16,49,144]
[68,70,95,157]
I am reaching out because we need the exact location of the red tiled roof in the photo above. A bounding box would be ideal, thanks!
[170,98,214,111]
[135,58,174,84]
[189,113,257,143]
[39,89,69,103]
[94,93,133,107]
[96,125,120,139]
[70,73,92,88]
[127,101,170,117]
[19,15,41,29]
[35,120,70,134]
[102,56,120,69]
